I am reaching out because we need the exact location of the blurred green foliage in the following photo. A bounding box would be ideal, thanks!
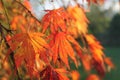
[87,5,110,35]
[104,47,120,80]
[107,13,120,47]
[87,5,120,47]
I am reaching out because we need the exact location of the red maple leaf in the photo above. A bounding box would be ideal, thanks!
[42,8,68,33]
[40,66,69,80]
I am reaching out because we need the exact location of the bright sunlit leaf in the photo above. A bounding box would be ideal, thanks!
[6,32,49,76]
[67,5,89,38]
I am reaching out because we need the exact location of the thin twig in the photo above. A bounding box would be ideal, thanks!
[15,0,41,24]
[9,51,21,80]
[0,23,13,33]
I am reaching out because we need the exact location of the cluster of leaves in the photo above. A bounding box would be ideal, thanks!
[0,0,114,80]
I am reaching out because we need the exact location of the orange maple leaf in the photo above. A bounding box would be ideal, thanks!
[104,57,114,71]
[10,15,26,32]
[23,0,32,11]
[71,70,80,80]
[67,5,89,38]
[85,34,104,63]
[11,15,41,32]
[81,54,92,71]
[6,32,49,76]
[49,32,78,68]
[85,34,106,76]
[86,74,100,80]
[42,8,68,33]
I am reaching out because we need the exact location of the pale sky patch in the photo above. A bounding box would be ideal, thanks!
[29,0,120,19]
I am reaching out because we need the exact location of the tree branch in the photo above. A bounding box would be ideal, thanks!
[15,0,41,24]
[0,23,13,33]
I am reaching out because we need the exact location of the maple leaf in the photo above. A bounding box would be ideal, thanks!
[67,35,91,71]
[104,57,114,71]
[85,34,104,63]
[87,0,97,4]
[49,32,78,68]
[11,15,41,32]
[6,32,49,76]
[67,5,89,38]
[92,58,106,77]
[87,0,104,5]
[10,15,26,32]
[66,34,83,59]
[85,34,106,76]
[71,70,80,80]
[81,54,92,71]
[86,74,100,80]
[42,8,68,33]
[40,66,69,80]
[23,0,32,11]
